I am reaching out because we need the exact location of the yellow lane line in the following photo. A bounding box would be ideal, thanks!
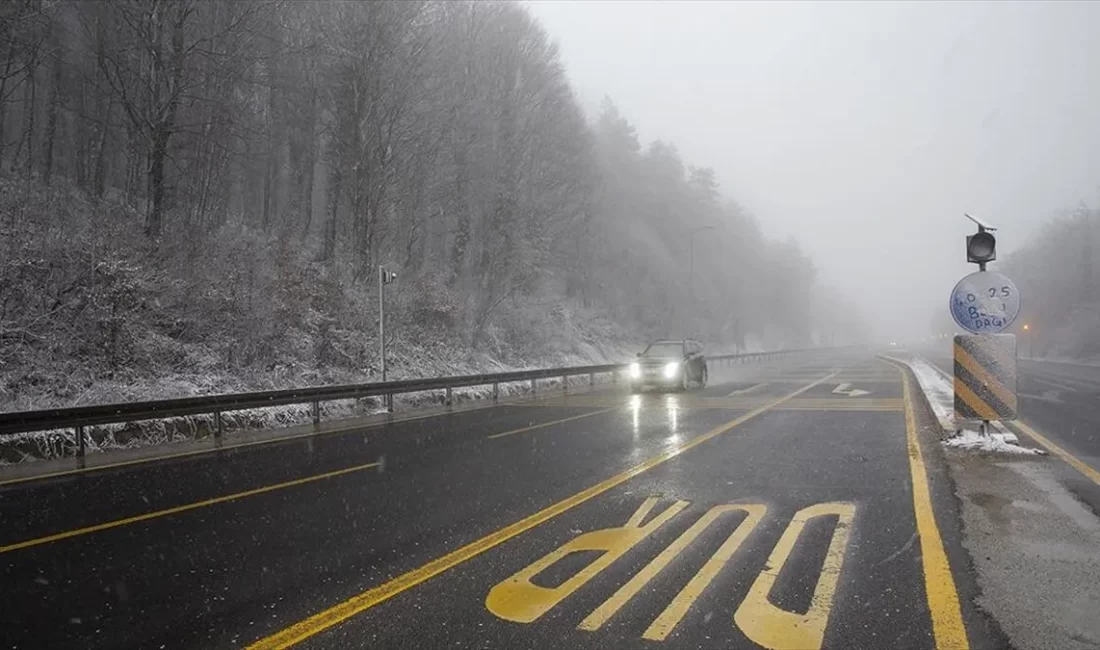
[0,399,513,488]
[245,371,839,650]
[900,368,970,649]
[1012,420,1100,486]
[0,461,379,554]
[487,408,617,439]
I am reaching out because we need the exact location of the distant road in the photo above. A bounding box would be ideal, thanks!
[0,350,997,649]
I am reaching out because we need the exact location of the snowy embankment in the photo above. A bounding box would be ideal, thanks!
[905,356,1044,455]
[0,339,640,465]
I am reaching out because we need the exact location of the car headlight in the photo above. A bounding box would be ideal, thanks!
[663,361,680,379]
[628,362,641,379]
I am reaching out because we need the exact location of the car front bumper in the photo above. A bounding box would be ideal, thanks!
[630,369,684,388]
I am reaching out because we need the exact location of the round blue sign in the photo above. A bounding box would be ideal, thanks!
[949,271,1021,334]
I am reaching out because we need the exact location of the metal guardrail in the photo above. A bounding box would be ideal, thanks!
[0,348,824,459]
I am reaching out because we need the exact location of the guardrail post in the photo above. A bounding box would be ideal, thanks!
[311,401,320,425]
[385,393,393,413]
[530,378,536,395]
[76,426,85,465]
[562,375,568,394]
[588,372,594,386]
[445,387,453,406]
[493,382,499,402]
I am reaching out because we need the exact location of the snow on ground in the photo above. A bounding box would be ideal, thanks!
[902,355,1046,455]
[943,429,1044,455]
[908,357,955,432]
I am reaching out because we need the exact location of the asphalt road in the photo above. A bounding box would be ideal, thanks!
[0,350,1000,649]
[920,344,1100,513]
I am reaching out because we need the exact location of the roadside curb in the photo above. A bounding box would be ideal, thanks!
[878,354,953,435]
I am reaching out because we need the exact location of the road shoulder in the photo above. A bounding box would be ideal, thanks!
[947,453,1100,650]
[899,355,1100,650]
[895,360,1013,650]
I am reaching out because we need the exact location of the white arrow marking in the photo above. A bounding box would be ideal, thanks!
[832,383,871,397]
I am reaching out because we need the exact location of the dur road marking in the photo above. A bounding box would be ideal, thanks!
[246,372,838,650]
[733,502,855,650]
[0,460,380,554]
[492,499,855,647]
[487,497,689,622]
[897,364,970,650]
[576,504,765,636]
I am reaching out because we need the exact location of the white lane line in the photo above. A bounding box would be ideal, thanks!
[728,383,768,397]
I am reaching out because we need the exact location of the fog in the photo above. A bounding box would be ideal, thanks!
[5,0,1100,413]
[528,0,1100,341]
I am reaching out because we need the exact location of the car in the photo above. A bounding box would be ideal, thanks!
[627,339,708,393]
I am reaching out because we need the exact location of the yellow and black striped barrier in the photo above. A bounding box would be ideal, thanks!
[954,334,1017,421]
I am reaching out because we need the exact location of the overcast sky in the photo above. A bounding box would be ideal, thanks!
[526,0,1100,340]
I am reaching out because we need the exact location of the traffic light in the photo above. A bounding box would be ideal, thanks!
[964,213,997,267]
[379,267,397,285]
[966,231,996,264]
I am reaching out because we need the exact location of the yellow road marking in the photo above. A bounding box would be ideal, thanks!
[733,502,855,650]
[642,505,766,641]
[1012,420,1100,486]
[954,343,1016,410]
[953,378,999,420]
[246,371,838,650]
[487,407,617,439]
[487,497,688,622]
[900,368,970,649]
[0,460,380,554]
[578,504,763,633]
[0,397,517,488]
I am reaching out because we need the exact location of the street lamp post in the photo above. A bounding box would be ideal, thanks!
[1022,323,1031,358]
[378,265,398,409]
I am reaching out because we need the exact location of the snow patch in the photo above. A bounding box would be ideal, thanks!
[893,355,1047,455]
[943,429,1046,455]
[907,357,955,431]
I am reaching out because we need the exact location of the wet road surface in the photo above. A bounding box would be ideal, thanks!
[0,350,996,649]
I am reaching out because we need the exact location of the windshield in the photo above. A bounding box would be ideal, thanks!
[642,342,684,358]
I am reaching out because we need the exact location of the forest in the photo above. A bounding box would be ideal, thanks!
[1006,204,1100,360]
[0,0,855,410]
